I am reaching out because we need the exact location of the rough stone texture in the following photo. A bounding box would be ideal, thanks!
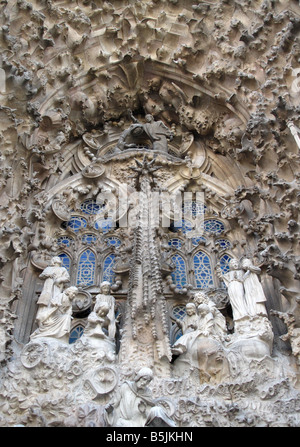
[0,0,299,427]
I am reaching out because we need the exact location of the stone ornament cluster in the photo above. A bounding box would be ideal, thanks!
[0,0,299,427]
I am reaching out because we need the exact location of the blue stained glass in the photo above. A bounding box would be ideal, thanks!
[58,253,71,273]
[57,236,73,247]
[173,219,193,234]
[80,199,103,215]
[76,249,96,286]
[203,219,225,235]
[102,253,116,284]
[192,236,206,246]
[194,251,214,288]
[69,325,84,344]
[216,239,231,250]
[168,238,182,249]
[173,305,186,320]
[66,216,87,233]
[94,217,114,233]
[105,237,121,248]
[220,254,232,274]
[171,254,187,289]
[183,201,207,217]
[82,234,97,244]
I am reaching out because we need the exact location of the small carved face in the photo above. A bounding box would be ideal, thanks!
[186,304,196,316]
[101,284,111,295]
[136,375,152,391]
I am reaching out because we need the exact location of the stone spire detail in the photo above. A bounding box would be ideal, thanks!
[119,156,172,377]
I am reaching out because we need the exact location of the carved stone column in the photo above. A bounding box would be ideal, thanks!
[119,157,172,377]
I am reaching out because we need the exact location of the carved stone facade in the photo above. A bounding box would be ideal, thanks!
[0,0,299,427]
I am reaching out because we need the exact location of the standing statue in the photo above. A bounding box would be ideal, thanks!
[218,258,248,321]
[38,256,70,307]
[104,367,176,427]
[94,281,116,339]
[241,258,268,317]
[31,286,78,343]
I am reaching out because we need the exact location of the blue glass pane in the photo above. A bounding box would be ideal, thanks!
[171,254,187,289]
[173,219,193,234]
[57,236,73,247]
[203,219,225,235]
[58,253,71,273]
[168,238,182,249]
[94,218,114,233]
[66,216,87,233]
[216,239,231,250]
[105,237,121,248]
[82,234,97,244]
[192,236,206,246]
[80,199,103,215]
[102,254,116,284]
[183,201,207,217]
[69,325,84,344]
[194,251,214,288]
[220,254,232,274]
[173,305,186,320]
[76,249,96,286]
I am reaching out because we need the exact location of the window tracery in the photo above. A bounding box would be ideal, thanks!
[167,201,232,291]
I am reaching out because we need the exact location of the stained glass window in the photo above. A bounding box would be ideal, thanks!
[192,236,207,247]
[173,305,186,320]
[168,238,182,249]
[219,253,232,274]
[173,219,193,234]
[203,219,225,235]
[76,249,96,286]
[94,217,114,233]
[57,236,73,247]
[82,234,97,244]
[216,239,231,250]
[65,216,87,233]
[80,199,103,215]
[102,253,116,284]
[105,237,121,248]
[183,201,207,217]
[58,253,71,273]
[171,254,187,289]
[69,325,84,344]
[194,251,214,288]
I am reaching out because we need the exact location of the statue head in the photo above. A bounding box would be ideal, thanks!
[65,286,78,300]
[100,281,111,295]
[96,302,110,317]
[229,258,239,270]
[241,258,252,269]
[134,367,153,390]
[51,256,62,266]
[145,114,154,123]
[186,303,197,316]
[193,291,208,306]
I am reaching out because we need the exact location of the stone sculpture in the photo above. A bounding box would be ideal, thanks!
[115,113,173,153]
[31,286,78,343]
[104,367,176,427]
[172,295,230,384]
[218,258,249,321]
[241,258,268,317]
[94,282,116,340]
[37,257,70,307]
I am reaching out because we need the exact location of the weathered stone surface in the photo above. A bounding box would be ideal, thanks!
[0,0,299,427]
